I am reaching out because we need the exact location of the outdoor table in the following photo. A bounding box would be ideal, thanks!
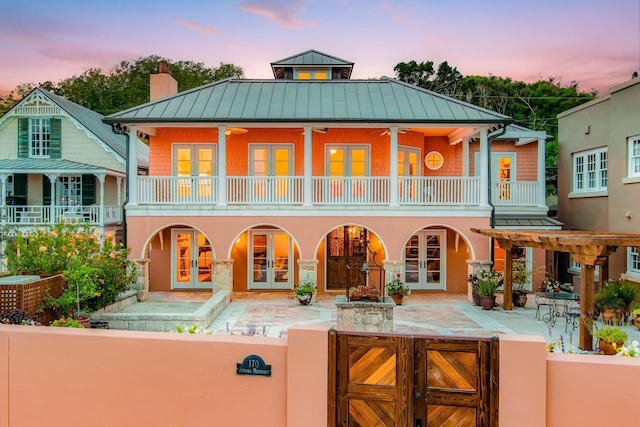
[534,292,580,328]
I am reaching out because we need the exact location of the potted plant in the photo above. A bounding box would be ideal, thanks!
[293,281,316,305]
[607,279,638,322]
[595,326,628,355]
[349,286,363,301]
[594,283,625,325]
[386,273,411,305]
[477,271,502,310]
[468,273,482,306]
[511,259,529,307]
[631,303,640,331]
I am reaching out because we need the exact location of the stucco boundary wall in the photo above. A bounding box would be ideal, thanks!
[1,327,638,427]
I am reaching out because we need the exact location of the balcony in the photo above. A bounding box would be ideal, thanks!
[1,205,122,226]
[135,176,544,208]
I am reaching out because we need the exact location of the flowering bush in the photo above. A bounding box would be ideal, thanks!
[386,273,411,296]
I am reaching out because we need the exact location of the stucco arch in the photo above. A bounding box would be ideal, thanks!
[226,222,301,259]
[313,221,389,261]
[401,223,477,261]
[137,222,216,260]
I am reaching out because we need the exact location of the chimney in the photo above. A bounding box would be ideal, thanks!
[150,60,178,101]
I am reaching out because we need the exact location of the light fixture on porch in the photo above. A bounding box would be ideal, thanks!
[380,128,408,136]
[224,127,248,136]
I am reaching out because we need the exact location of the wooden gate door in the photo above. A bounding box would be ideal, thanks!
[329,331,499,427]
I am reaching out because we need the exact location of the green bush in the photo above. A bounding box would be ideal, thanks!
[595,326,628,344]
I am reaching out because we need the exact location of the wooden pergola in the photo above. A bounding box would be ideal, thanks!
[471,228,640,350]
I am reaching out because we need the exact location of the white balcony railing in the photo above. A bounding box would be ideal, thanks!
[491,181,540,206]
[2,205,121,226]
[134,176,542,207]
[227,176,304,204]
[312,177,390,205]
[138,176,218,204]
[398,177,481,205]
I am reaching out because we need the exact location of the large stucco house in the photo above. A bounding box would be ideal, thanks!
[103,50,558,296]
[0,88,149,245]
[557,76,640,285]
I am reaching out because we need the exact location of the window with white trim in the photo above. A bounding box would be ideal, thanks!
[30,118,51,157]
[573,147,607,193]
[628,136,640,178]
[628,247,640,275]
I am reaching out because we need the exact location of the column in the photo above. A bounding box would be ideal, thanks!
[303,127,313,206]
[97,174,105,225]
[133,258,150,302]
[217,126,227,206]
[127,126,138,205]
[46,173,58,223]
[479,128,489,206]
[213,259,234,293]
[503,246,514,310]
[537,136,546,208]
[389,127,399,206]
[466,260,493,304]
[297,259,319,302]
[462,137,470,177]
[116,176,122,223]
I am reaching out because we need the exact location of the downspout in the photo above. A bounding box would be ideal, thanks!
[110,124,129,247]
[487,124,508,266]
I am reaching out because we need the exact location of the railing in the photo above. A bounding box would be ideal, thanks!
[138,176,218,204]
[227,176,304,204]
[13,106,61,116]
[491,181,540,206]
[313,177,390,205]
[135,176,543,207]
[398,176,481,205]
[1,205,121,226]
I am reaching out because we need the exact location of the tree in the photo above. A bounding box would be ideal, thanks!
[4,56,245,116]
[395,61,596,196]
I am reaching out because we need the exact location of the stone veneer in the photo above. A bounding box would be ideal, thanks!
[213,259,234,292]
[335,295,394,332]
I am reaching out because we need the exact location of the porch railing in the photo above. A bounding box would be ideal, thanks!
[138,176,218,204]
[312,177,390,205]
[398,177,481,205]
[1,205,121,226]
[134,176,542,207]
[491,181,540,206]
[227,176,304,204]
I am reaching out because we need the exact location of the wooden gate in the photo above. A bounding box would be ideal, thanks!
[328,331,499,427]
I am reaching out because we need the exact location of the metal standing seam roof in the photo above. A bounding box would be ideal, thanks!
[0,158,123,175]
[270,49,354,67]
[36,89,149,169]
[104,78,514,125]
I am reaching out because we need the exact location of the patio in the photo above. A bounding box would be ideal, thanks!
[115,291,640,352]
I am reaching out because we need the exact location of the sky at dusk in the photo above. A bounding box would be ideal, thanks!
[1,0,639,97]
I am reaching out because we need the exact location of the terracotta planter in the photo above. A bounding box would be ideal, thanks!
[350,292,363,301]
[480,296,496,310]
[602,308,622,325]
[599,339,624,355]
[512,292,528,308]
[391,293,404,305]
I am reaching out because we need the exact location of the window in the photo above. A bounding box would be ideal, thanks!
[573,147,607,193]
[17,117,62,159]
[295,69,330,80]
[628,247,640,275]
[628,136,640,178]
[424,151,443,170]
[58,176,81,206]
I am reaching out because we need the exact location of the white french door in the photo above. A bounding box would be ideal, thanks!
[172,229,213,289]
[326,145,369,200]
[248,230,292,290]
[250,145,292,202]
[404,230,446,290]
[476,152,516,201]
[173,144,215,200]
[398,146,420,200]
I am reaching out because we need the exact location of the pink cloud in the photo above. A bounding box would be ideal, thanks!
[239,0,316,29]
[174,19,224,36]
[224,42,252,50]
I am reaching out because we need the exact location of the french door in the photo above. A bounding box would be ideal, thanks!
[326,145,369,200]
[398,146,420,200]
[173,144,215,200]
[172,229,213,289]
[248,230,292,290]
[250,145,292,202]
[404,230,446,290]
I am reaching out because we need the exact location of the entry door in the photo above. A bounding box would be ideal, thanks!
[172,229,213,289]
[250,145,292,202]
[249,230,292,290]
[326,226,367,290]
[476,152,516,201]
[404,230,446,290]
[398,146,420,200]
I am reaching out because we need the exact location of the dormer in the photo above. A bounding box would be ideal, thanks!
[270,49,354,80]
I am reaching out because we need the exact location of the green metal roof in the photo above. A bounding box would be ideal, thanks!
[0,158,122,175]
[271,49,353,67]
[104,78,513,125]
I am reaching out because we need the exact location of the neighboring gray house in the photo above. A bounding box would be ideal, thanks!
[0,88,149,242]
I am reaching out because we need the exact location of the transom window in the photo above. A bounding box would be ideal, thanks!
[573,147,607,193]
[30,118,51,157]
[628,136,640,178]
[295,69,329,80]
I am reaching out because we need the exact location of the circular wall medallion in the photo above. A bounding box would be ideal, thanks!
[424,151,443,170]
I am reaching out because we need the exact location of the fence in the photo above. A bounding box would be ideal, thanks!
[0,274,66,325]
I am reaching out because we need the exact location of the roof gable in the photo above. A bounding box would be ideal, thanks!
[105,77,513,126]
[271,49,354,79]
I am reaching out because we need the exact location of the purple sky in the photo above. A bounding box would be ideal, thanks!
[1,0,639,97]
